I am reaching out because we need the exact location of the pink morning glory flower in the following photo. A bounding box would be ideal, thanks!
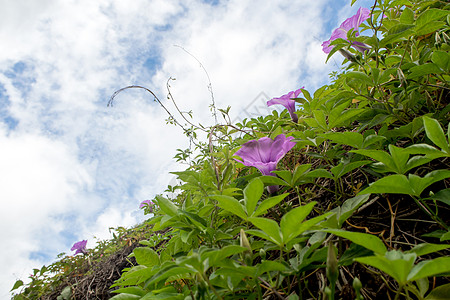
[234,134,296,193]
[71,240,88,255]
[267,87,304,123]
[322,7,371,54]
[139,200,154,213]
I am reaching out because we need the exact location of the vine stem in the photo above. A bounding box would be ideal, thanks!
[202,273,223,300]
[108,85,202,149]
[258,277,286,300]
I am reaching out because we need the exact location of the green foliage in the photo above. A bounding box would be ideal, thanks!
[13,0,450,299]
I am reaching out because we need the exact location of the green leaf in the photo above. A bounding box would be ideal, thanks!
[432,51,450,72]
[400,7,414,24]
[423,117,449,154]
[272,170,293,184]
[346,71,373,85]
[324,229,387,255]
[359,174,414,195]
[292,164,312,185]
[417,277,430,298]
[421,230,447,240]
[330,108,365,128]
[405,144,447,159]
[111,287,146,296]
[288,213,331,245]
[260,175,288,186]
[404,155,434,173]
[248,217,282,245]
[280,202,316,242]
[134,247,160,268]
[246,229,273,243]
[59,286,72,300]
[306,169,333,179]
[337,194,370,228]
[203,245,247,266]
[339,243,373,266]
[356,251,416,284]
[409,170,450,196]
[244,178,264,216]
[415,9,449,35]
[313,110,328,130]
[300,88,312,102]
[253,193,288,217]
[155,195,178,217]
[322,132,363,149]
[389,0,412,8]
[109,294,142,300]
[351,149,397,173]
[331,160,371,179]
[406,243,450,256]
[408,257,450,281]
[380,24,415,47]
[181,210,207,229]
[388,145,409,174]
[428,189,450,206]
[148,266,194,286]
[256,261,287,276]
[425,283,450,300]
[409,63,443,78]
[211,195,247,220]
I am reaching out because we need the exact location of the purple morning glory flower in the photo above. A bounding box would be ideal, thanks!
[322,7,371,54]
[267,87,304,123]
[234,134,296,193]
[139,200,154,213]
[139,200,152,209]
[71,240,88,255]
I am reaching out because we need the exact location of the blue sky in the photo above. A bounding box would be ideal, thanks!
[0,0,373,297]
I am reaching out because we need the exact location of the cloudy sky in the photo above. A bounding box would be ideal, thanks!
[0,0,373,296]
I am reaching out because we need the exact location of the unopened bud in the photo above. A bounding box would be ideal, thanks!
[259,248,266,260]
[240,229,251,252]
[240,229,253,265]
[338,49,356,62]
[326,242,338,285]
[353,277,363,300]
[353,277,362,290]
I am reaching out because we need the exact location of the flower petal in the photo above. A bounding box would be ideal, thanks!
[234,134,296,178]
[322,7,371,54]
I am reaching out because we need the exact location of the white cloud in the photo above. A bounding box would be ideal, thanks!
[152,0,336,123]
[0,127,94,296]
[0,0,375,297]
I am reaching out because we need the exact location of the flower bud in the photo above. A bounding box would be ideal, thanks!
[338,49,356,62]
[353,277,363,300]
[259,248,266,260]
[353,277,362,290]
[240,229,253,265]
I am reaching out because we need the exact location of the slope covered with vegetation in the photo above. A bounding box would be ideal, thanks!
[11,0,450,299]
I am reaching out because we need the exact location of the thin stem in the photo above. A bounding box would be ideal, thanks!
[411,196,448,230]
[166,77,207,133]
[258,277,286,300]
[203,273,223,300]
[174,45,218,124]
[108,85,202,149]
